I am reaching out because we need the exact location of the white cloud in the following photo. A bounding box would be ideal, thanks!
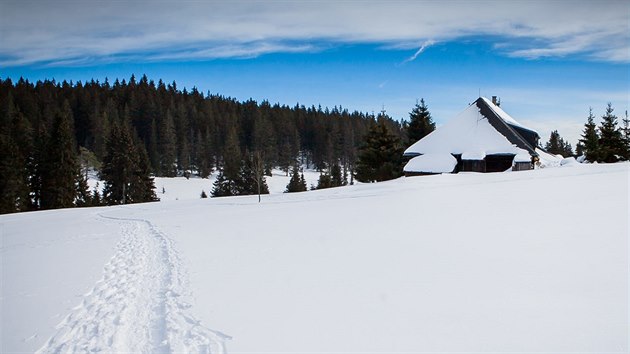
[0,0,628,66]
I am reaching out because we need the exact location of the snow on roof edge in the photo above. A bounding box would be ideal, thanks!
[404,153,457,173]
[480,97,538,134]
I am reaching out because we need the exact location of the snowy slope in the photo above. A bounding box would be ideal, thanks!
[2,163,628,353]
[91,168,322,202]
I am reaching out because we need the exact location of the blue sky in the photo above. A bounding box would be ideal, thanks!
[1,0,628,146]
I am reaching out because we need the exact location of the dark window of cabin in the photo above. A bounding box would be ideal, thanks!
[485,154,515,172]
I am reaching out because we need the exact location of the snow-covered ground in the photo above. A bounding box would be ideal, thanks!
[90,168,323,202]
[2,163,628,353]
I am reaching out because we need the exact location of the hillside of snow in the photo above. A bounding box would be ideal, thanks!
[2,163,628,353]
[89,168,323,202]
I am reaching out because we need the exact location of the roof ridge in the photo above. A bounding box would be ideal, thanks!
[474,98,538,156]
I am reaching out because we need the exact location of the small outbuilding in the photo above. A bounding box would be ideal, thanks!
[403,97,540,175]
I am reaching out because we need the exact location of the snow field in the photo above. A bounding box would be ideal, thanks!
[2,162,628,353]
[124,168,322,202]
[35,215,229,353]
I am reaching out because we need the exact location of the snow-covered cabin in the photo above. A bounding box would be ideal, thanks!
[403,97,540,175]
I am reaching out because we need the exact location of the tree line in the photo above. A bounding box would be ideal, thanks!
[542,103,630,162]
[1,75,432,213]
[577,104,630,162]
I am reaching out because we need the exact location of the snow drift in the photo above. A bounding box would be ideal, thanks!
[1,163,628,353]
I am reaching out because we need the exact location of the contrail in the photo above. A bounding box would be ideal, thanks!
[402,39,436,64]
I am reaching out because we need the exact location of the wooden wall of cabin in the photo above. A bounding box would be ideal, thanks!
[512,161,534,171]
[462,159,486,172]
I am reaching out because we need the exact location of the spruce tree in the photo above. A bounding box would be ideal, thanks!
[579,108,600,162]
[406,98,436,143]
[575,142,585,157]
[277,141,294,176]
[314,164,347,190]
[330,164,346,187]
[101,120,135,204]
[29,124,48,209]
[300,172,307,189]
[128,140,158,203]
[149,117,160,175]
[101,109,158,205]
[91,183,102,206]
[315,172,332,189]
[212,127,242,197]
[75,173,92,207]
[198,127,213,178]
[0,94,32,213]
[286,165,307,192]
[252,113,277,173]
[355,118,404,182]
[159,108,178,177]
[545,130,573,157]
[211,169,236,197]
[598,103,625,163]
[0,94,31,213]
[237,151,269,196]
[40,101,81,210]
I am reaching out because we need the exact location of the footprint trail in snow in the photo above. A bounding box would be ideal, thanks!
[37,215,229,354]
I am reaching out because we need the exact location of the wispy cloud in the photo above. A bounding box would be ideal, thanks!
[401,40,436,64]
[0,0,628,66]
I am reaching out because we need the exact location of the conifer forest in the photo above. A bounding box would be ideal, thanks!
[2,75,627,214]
[0,75,411,213]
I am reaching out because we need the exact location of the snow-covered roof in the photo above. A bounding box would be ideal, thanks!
[480,97,530,131]
[404,97,539,159]
[403,153,457,174]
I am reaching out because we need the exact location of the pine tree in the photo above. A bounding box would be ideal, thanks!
[579,108,600,162]
[149,117,160,175]
[75,173,92,207]
[29,123,48,210]
[0,94,33,213]
[285,165,307,192]
[212,126,242,197]
[91,183,102,206]
[100,117,156,205]
[211,169,236,197]
[198,128,213,178]
[575,142,585,157]
[406,98,436,143]
[330,163,346,187]
[159,108,177,177]
[598,103,625,163]
[252,112,277,172]
[277,141,294,176]
[128,139,158,203]
[237,151,269,197]
[545,130,573,157]
[300,172,307,189]
[40,101,81,210]
[355,118,404,182]
[101,120,135,204]
[315,172,332,189]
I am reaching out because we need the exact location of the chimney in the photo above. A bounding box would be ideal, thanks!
[492,96,497,105]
